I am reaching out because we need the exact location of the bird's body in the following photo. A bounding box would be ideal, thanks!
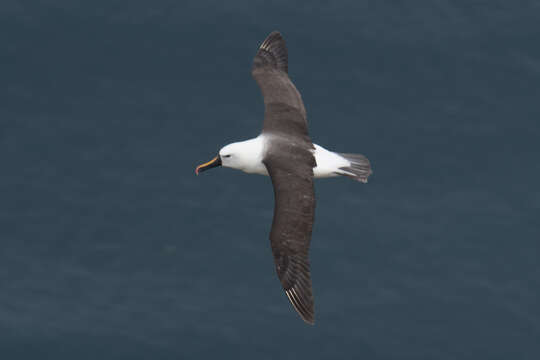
[219,135,365,179]
[196,31,372,324]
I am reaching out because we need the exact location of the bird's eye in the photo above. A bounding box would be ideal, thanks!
[222,154,231,158]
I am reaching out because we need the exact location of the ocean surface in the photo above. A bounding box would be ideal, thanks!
[1,1,539,359]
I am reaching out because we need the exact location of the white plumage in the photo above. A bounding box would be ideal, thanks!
[218,135,355,178]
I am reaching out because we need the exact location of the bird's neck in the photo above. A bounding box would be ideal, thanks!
[231,136,268,175]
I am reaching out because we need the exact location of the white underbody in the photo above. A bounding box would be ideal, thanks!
[218,135,350,178]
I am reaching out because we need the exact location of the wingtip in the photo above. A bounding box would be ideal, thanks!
[285,287,315,325]
[259,31,284,50]
[262,30,283,41]
[303,316,316,326]
[267,30,282,38]
[254,31,288,74]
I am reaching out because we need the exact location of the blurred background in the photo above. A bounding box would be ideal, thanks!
[1,1,539,359]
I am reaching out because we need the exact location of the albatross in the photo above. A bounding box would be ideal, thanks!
[196,31,372,324]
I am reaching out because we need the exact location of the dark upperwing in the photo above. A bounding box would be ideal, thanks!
[252,31,317,324]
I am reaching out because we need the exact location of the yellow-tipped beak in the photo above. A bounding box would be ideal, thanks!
[195,156,222,175]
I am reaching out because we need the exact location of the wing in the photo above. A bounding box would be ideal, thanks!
[263,137,317,324]
[252,31,308,136]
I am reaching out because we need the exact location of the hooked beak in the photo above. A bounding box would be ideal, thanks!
[195,155,222,175]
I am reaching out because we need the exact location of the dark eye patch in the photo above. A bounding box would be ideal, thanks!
[223,155,231,158]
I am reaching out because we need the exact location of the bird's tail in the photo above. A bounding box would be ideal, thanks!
[337,153,372,183]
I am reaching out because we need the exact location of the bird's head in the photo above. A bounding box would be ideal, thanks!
[195,142,246,175]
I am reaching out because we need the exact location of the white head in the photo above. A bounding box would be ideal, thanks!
[218,142,252,170]
[196,137,266,175]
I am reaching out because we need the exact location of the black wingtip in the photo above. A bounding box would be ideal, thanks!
[253,31,288,74]
[262,31,284,46]
[278,253,315,325]
[285,286,315,325]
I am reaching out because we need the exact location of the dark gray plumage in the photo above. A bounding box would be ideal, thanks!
[252,31,317,324]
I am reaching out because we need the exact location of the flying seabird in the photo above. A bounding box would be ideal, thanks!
[196,31,372,324]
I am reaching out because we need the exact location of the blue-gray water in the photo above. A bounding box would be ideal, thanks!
[1,1,539,359]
